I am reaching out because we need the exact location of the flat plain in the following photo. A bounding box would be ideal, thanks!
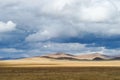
[0,59,120,80]
[0,67,120,80]
[1,58,120,67]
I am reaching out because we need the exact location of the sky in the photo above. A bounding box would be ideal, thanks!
[0,0,120,58]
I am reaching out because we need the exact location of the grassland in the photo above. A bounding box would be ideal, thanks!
[0,67,120,80]
[0,58,120,67]
[1,58,120,67]
[0,59,120,80]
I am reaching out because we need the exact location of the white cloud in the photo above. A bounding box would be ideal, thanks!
[0,0,120,56]
[0,0,119,37]
[0,48,24,53]
[20,0,120,42]
[0,21,16,32]
[26,22,120,42]
[25,23,78,42]
[1,0,118,37]
[24,42,120,56]
[0,43,119,57]
[78,0,117,22]
[41,0,73,14]
[39,0,117,22]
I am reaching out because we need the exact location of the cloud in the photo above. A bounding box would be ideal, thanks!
[0,0,120,57]
[25,22,80,42]
[79,0,117,22]
[0,48,24,53]
[25,22,120,42]
[1,42,120,58]
[0,21,16,32]
[20,0,119,42]
[22,42,120,56]
[39,0,118,22]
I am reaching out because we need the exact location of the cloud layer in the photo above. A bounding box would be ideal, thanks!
[0,21,16,32]
[0,0,120,57]
[22,0,120,42]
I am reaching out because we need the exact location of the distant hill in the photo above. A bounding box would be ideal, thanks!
[41,52,113,61]
[75,53,112,60]
[43,52,75,58]
[0,52,116,61]
[93,57,104,61]
[111,57,120,60]
[41,52,78,60]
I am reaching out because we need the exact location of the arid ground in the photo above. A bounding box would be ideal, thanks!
[0,67,120,80]
[0,59,120,80]
[0,58,120,67]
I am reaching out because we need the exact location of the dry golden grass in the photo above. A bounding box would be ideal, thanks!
[0,67,120,80]
[0,59,120,80]
[0,58,120,67]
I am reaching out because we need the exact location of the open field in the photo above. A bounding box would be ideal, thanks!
[0,59,120,80]
[0,67,120,80]
[0,59,120,67]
